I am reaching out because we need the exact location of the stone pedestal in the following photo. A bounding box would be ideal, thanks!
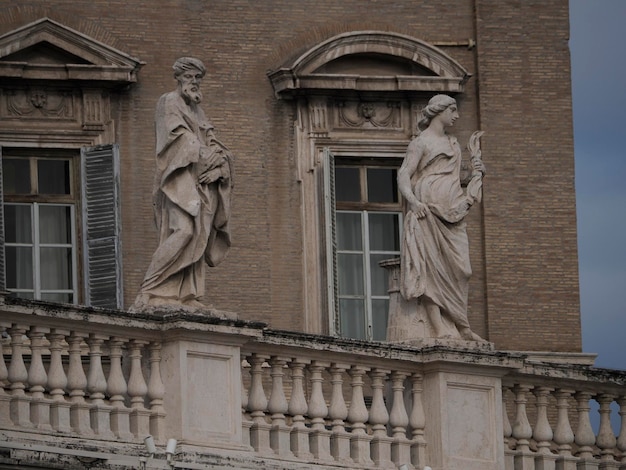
[421,362,507,470]
[160,316,262,449]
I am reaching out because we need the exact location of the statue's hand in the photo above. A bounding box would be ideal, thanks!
[200,146,225,169]
[471,157,486,176]
[410,201,429,219]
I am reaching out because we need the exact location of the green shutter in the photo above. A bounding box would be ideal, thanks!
[81,144,123,309]
[322,148,339,334]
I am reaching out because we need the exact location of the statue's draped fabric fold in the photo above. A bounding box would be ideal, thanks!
[139,91,232,303]
[400,136,472,329]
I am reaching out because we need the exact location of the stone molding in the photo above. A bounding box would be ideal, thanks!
[268,30,471,97]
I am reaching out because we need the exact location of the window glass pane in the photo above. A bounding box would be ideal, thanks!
[370,253,392,296]
[371,299,389,341]
[368,213,400,251]
[4,204,32,243]
[5,246,33,289]
[39,205,72,244]
[337,211,362,250]
[339,298,366,340]
[38,159,71,195]
[367,168,398,203]
[338,253,364,295]
[40,247,73,290]
[3,158,31,194]
[13,292,35,300]
[41,292,73,303]
[335,167,360,202]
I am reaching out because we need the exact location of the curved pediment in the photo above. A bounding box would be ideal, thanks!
[268,31,470,97]
[0,17,144,84]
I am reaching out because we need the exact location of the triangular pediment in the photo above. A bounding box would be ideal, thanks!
[0,17,144,84]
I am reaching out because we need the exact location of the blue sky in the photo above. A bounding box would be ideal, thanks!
[570,0,626,370]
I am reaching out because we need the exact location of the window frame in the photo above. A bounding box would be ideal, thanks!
[322,148,406,339]
[2,149,81,303]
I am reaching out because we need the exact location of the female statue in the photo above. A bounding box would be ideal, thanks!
[397,94,485,341]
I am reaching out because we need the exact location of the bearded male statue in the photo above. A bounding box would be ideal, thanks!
[133,57,233,311]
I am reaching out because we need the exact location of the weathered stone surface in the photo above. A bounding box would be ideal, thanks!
[132,57,234,314]
[392,94,485,342]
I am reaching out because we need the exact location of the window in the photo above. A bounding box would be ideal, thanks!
[0,145,123,308]
[2,151,78,303]
[333,159,402,341]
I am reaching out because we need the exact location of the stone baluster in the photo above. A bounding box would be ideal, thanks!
[0,325,12,427]
[308,360,332,461]
[553,389,577,470]
[347,365,373,465]
[247,353,271,454]
[533,386,554,450]
[574,392,596,461]
[596,394,617,462]
[47,329,71,433]
[267,356,292,457]
[502,386,515,470]
[328,363,350,463]
[87,334,113,437]
[389,371,410,468]
[127,339,150,438]
[240,355,252,449]
[147,342,166,441]
[107,337,132,440]
[67,332,92,435]
[617,396,626,464]
[369,368,392,468]
[534,386,557,469]
[512,384,535,469]
[409,373,426,468]
[7,324,31,427]
[27,326,52,430]
[288,358,312,459]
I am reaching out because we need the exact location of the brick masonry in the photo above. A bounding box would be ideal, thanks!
[0,0,580,352]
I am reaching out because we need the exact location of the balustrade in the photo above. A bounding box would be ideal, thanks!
[502,377,626,469]
[240,352,426,469]
[2,299,626,470]
[0,320,162,443]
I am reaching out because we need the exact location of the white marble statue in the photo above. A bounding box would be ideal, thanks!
[396,94,485,341]
[133,57,233,311]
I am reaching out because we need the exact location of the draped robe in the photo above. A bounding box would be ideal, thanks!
[400,134,472,330]
[138,91,232,304]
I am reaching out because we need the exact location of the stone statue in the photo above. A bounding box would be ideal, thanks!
[392,94,485,341]
[132,57,233,311]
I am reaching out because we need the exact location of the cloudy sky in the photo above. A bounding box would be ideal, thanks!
[570,0,626,370]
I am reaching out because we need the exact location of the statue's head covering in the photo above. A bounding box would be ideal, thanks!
[172,57,206,77]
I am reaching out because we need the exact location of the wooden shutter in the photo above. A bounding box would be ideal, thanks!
[81,144,123,309]
[321,148,339,334]
[0,148,5,292]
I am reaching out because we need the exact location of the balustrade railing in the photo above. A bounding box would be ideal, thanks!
[240,347,426,468]
[503,366,626,469]
[0,308,165,444]
[1,297,625,470]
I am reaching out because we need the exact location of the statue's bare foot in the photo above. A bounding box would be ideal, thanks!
[183,298,206,309]
[459,327,487,342]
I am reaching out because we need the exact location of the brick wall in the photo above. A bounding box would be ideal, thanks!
[0,0,580,351]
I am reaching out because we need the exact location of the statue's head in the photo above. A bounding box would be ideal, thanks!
[173,57,206,104]
[418,94,457,130]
